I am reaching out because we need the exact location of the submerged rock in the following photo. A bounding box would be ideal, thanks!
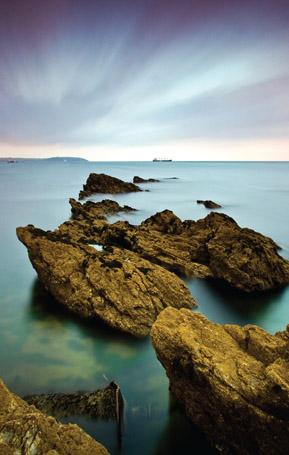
[0,379,108,455]
[133,176,160,183]
[100,211,289,292]
[151,307,289,454]
[24,382,123,420]
[79,173,142,199]
[197,200,222,209]
[70,198,136,221]
[16,225,196,337]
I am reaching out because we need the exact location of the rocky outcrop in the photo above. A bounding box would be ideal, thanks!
[197,200,222,209]
[0,379,108,455]
[151,307,289,454]
[133,176,160,183]
[99,211,289,292]
[70,198,136,221]
[50,204,289,292]
[16,225,196,337]
[79,173,141,199]
[24,382,123,420]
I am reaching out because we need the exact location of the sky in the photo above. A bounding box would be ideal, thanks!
[0,0,289,160]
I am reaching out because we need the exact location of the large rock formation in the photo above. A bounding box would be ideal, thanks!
[0,379,108,455]
[151,307,289,454]
[197,200,222,209]
[79,173,141,199]
[45,203,289,292]
[99,211,289,292]
[16,225,196,337]
[24,382,123,420]
[133,176,160,183]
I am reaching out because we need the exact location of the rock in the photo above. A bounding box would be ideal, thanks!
[24,382,123,420]
[133,176,160,183]
[79,173,142,199]
[70,198,136,221]
[100,211,289,292]
[100,219,212,279]
[141,210,183,234]
[16,225,196,337]
[187,212,289,292]
[197,200,222,209]
[151,307,289,454]
[0,379,108,455]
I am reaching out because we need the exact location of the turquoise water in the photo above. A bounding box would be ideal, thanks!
[0,160,289,453]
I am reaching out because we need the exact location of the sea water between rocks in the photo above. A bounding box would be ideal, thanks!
[0,160,289,454]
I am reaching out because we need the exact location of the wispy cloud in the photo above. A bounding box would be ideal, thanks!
[0,0,289,158]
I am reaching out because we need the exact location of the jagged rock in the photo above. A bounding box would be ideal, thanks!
[133,176,160,183]
[24,382,123,420]
[99,219,212,278]
[0,379,108,455]
[16,225,196,337]
[151,307,289,454]
[70,198,136,221]
[197,200,222,209]
[99,211,289,292]
[56,205,289,292]
[141,210,183,234]
[79,173,141,199]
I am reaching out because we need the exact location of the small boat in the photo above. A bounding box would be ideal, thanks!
[152,158,172,162]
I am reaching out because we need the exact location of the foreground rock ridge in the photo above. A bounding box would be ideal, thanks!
[151,307,289,454]
[79,173,142,199]
[24,382,123,420]
[0,379,108,455]
[16,224,196,337]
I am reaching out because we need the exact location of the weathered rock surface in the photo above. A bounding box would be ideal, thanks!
[151,307,289,454]
[133,176,160,183]
[197,200,222,209]
[24,382,123,420]
[99,211,289,292]
[70,198,136,221]
[79,173,141,199]
[16,225,196,337]
[0,379,108,455]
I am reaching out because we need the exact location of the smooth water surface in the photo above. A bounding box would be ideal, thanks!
[0,160,289,453]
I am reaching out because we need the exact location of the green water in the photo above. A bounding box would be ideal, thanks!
[1,160,289,453]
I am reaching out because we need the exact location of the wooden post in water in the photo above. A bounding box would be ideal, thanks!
[111,381,123,451]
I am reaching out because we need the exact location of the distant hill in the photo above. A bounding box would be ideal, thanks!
[45,157,88,162]
[0,157,89,163]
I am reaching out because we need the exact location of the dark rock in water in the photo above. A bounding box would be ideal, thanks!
[24,382,123,420]
[16,225,196,337]
[99,211,289,292]
[0,379,108,454]
[197,200,222,209]
[133,176,160,183]
[70,198,136,221]
[151,307,289,455]
[79,173,142,199]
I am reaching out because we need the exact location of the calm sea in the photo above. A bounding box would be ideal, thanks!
[0,160,289,454]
